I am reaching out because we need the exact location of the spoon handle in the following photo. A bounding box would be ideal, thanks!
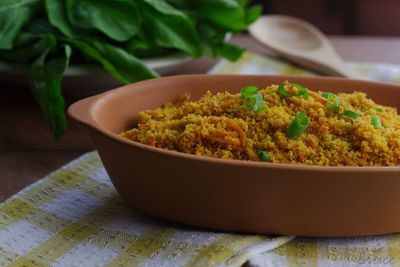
[280,53,368,80]
[321,58,368,80]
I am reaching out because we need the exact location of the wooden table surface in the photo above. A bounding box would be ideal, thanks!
[2,34,400,202]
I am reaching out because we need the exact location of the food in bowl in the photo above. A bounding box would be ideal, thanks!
[69,75,400,236]
[120,81,400,166]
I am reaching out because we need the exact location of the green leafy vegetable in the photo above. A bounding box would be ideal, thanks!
[0,0,261,138]
[196,21,244,61]
[64,38,159,83]
[138,0,201,56]
[29,45,71,139]
[177,0,262,31]
[90,41,160,83]
[65,0,140,41]
[287,112,309,139]
[215,42,245,61]
[45,0,76,37]
[0,0,39,49]
[245,5,263,24]
[0,34,57,63]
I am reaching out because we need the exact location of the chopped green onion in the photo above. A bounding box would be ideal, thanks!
[254,97,266,112]
[321,92,342,112]
[287,112,309,139]
[244,94,265,112]
[321,92,334,99]
[240,86,258,98]
[277,83,309,99]
[342,110,361,119]
[240,86,265,112]
[370,115,383,129]
[376,107,383,112]
[325,94,341,112]
[257,150,270,162]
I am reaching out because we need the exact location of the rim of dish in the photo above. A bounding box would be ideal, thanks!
[76,74,400,172]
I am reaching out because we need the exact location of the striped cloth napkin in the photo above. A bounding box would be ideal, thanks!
[210,51,400,84]
[0,152,292,267]
[2,52,400,267]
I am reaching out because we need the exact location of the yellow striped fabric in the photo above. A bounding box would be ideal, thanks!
[0,152,292,266]
[209,51,400,85]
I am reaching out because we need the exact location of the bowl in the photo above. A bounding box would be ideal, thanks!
[68,75,400,237]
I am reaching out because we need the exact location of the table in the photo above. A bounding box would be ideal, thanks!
[2,34,400,202]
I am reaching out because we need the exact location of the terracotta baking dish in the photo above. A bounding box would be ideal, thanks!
[68,75,400,237]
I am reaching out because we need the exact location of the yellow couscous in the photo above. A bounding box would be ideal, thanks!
[120,82,400,166]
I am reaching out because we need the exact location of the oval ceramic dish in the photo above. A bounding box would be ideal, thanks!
[68,75,400,237]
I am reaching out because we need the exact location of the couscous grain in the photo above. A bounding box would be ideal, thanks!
[120,82,400,166]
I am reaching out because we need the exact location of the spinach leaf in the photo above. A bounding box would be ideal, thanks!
[25,18,59,36]
[45,0,76,37]
[196,6,248,31]
[29,45,71,139]
[7,32,37,49]
[197,22,244,61]
[167,0,261,31]
[0,0,40,49]
[245,5,262,25]
[216,42,245,62]
[125,38,175,58]
[0,0,40,11]
[65,0,140,41]
[167,0,238,9]
[138,0,201,56]
[65,38,159,83]
[234,0,250,8]
[0,34,57,63]
[91,41,160,82]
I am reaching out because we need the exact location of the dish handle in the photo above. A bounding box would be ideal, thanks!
[67,94,102,131]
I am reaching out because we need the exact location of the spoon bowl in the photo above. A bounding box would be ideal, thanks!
[263,17,323,50]
[249,15,366,79]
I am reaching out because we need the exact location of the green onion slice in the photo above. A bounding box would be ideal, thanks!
[257,150,270,162]
[376,107,383,112]
[321,92,334,99]
[325,94,341,112]
[370,115,383,129]
[278,83,309,99]
[342,110,361,119]
[244,94,265,112]
[287,112,309,139]
[254,97,266,112]
[321,92,341,111]
[240,86,265,112]
[240,86,258,98]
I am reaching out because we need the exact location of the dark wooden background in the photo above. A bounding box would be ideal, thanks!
[255,0,400,35]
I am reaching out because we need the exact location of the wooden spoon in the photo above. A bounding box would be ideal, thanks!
[249,15,367,79]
